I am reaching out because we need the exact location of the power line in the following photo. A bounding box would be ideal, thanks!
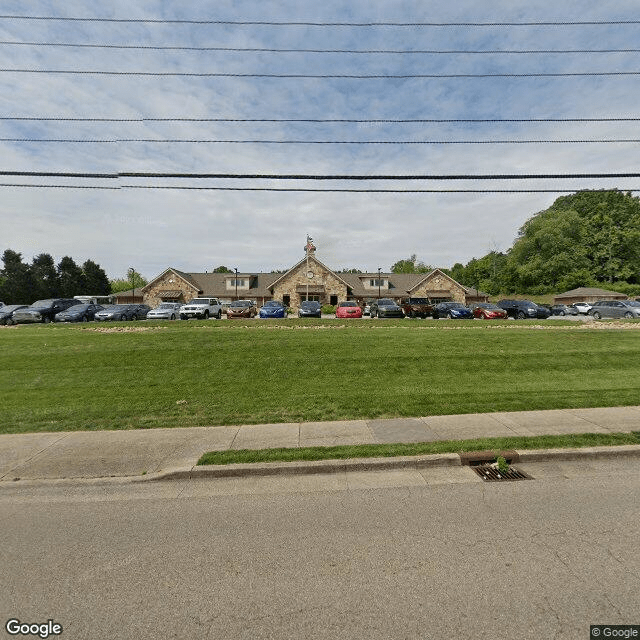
[2,40,640,55]
[2,137,639,144]
[1,116,639,123]
[3,68,640,78]
[1,184,637,193]
[1,15,639,26]
[2,170,640,180]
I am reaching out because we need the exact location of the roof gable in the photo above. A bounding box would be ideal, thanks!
[267,255,351,290]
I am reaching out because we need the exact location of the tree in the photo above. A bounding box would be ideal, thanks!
[57,256,87,297]
[82,260,111,295]
[390,254,432,274]
[213,265,233,273]
[0,249,37,303]
[31,253,60,299]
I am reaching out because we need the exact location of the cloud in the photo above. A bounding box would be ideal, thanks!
[1,0,639,277]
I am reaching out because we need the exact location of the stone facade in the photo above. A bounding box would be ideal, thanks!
[410,270,467,303]
[142,270,198,309]
[270,257,349,310]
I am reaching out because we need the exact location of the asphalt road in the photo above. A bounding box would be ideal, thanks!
[1,460,639,640]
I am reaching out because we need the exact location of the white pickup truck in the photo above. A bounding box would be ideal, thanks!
[179,298,223,320]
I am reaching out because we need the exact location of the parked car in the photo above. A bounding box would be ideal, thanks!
[146,302,182,320]
[400,297,434,318]
[0,304,28,325]
[362,299,375,316]
[550,304,579,316]
[432,302,474,319]
[94,304,144,321]
[369,298,404,318]
[497,300,551,319]
[179,298,222,320]
[589,300,640,319]
[298,301,322,318]
[11,298,78,324]
[54,303,104,323]
[572,302,592,315]
[226,300,257,318]
[469,303,508,319]
[259,300,287,318]
[335,301,363,319]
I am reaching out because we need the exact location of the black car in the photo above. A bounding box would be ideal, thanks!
[497,300,551,319]
[298,301,322,318]
[11,299,78,324]
[369,298,404,318]
[54,303,104,323]
[0,304,28,325]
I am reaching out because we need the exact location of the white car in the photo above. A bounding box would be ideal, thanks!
[572,302,592,314]
[179,298,222,320]
[146,302,182,320]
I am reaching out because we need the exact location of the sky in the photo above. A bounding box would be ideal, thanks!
[1,0,639,280]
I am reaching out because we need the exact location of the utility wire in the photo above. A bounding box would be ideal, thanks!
[2,40,639,55]
[1,117,639,123]
[3,69,640,78]
[2,171,640,180]
[2,137,639,144]
[1,16,639,26]
[0,184,637,193]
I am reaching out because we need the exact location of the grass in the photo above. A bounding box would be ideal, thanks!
[1,317,640,434]
[197,432,640,465]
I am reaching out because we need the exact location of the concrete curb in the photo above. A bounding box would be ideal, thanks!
[149,444,640,482]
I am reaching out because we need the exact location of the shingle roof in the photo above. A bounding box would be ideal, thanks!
[555,287,627,299]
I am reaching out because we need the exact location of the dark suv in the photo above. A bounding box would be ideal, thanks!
[11,298,78,324]
[497,299,551,319]
[400,297,434,318]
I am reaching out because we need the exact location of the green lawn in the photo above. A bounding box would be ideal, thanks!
[1,318,640,434]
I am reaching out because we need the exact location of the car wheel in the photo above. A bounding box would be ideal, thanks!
[204,310,209,319]
[517,311,526,319]
[447,312,453,319]
[170,314,175,320]
[559,311,565,316]
[120,314,127,321]
[82,316,88,322]
[132,314,138,321]
[593,311,601,320]
[217,310,222,319]
[624,312,633,319]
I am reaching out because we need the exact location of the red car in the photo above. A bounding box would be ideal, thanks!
[471,303,508,319]
[335,301,363,318]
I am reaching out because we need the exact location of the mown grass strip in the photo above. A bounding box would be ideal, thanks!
[197,431,640,465]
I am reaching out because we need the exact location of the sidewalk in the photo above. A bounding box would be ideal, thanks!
[1,406,640,482]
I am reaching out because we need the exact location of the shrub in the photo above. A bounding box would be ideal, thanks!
[321,304,336,314]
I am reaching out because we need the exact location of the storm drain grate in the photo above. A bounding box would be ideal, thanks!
[473,465,532,482]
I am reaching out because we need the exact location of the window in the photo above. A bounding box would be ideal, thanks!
[369,279,385,287]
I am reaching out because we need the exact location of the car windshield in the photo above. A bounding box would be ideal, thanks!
[480,304,500,310]
[301,302,320,308]
[64,305,88,312]
[410,298,430,304]
[624,301,640,307]
[187,299,208,305]
[265,301,283,307]
[101,305,125,311]
[378,299,395,305]
[157,303,176,309]
[230,301,251,308]
[29,299,55,308]
[339,302,358,307]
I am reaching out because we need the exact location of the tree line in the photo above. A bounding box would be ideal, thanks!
[0,250,111,304]
[392,190,640,296]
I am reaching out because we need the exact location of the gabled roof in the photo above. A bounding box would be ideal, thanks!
[407,269,462,294]
[141,267,201,293]
[555,287,626,299]
[267,254,352,290]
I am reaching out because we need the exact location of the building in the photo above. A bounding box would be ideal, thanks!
[553,287,627,305]
[141,239,488,310]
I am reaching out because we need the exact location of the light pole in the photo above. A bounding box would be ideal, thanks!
[234,267,238,300]
[377,267,381,299]
[129,267,135,303]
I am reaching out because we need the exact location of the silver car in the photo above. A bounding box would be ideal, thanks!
[146,302,182,320]
[589,300,640,319]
